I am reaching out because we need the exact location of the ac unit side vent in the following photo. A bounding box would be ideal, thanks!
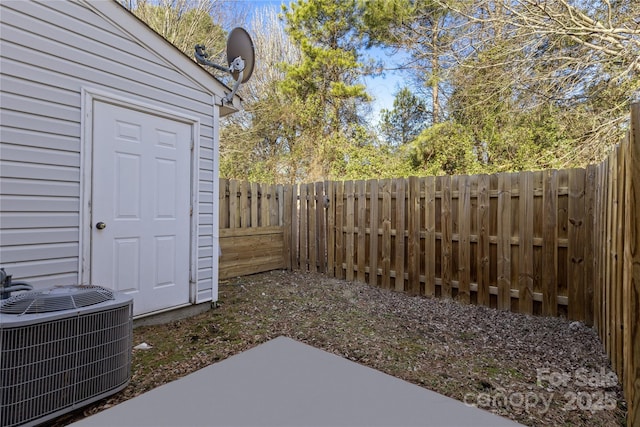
[0,285,114,315]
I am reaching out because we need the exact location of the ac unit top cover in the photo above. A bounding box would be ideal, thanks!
[0,285,133,327]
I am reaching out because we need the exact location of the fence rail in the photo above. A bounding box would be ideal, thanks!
[219,105,639,426]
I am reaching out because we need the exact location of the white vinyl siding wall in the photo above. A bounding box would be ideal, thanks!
[0,0,220,301]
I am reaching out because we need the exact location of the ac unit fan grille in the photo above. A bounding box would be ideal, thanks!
[0,285,114,315]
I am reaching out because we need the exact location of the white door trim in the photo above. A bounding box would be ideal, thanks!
[79,87,200,306]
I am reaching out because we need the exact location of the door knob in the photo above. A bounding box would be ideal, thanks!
[95,222,107,230]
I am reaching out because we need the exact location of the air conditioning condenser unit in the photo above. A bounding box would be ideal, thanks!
[0,285,133,427]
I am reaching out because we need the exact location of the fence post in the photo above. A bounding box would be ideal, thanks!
[624,103,640,427]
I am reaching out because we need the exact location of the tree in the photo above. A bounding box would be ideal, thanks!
[220,7,305,183]
[123,0,227,59]
[362,0,461,125]
[280,0,372,181]
[361,0,639,170]
[379,87,429,147]
[441,0,640,166]
[222,2,388,184]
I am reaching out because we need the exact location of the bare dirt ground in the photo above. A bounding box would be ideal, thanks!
[55,270,626,426]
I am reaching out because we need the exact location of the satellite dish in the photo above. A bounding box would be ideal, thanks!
[195,27,255,105]
[227,28,255,84]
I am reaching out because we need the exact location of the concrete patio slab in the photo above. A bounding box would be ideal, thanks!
[72,336,523,427]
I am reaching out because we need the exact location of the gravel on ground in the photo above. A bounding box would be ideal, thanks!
[54,270,627,426]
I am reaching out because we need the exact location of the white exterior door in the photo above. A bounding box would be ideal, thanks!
[91,101,191,316]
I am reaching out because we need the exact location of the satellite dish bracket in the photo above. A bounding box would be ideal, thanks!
[225,67,243,104]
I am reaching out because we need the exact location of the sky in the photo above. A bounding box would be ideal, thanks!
[362,48,410,122]
[229,0,409,123]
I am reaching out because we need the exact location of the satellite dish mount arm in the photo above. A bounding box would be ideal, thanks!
[194,45,228,73]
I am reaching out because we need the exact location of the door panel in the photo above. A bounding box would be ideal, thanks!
[91,101,191,316]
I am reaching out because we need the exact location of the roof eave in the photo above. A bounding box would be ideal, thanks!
[83,0,241,115]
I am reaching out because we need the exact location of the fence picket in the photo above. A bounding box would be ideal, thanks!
[542,170,558,316]
[369,179,380,286]
[299,184,308,271]
[582,165,597,326]
[326,181,336,276]
[477,174,490,305]
[497,173,512,310]
[251,182,259,226]
[568,168,587,321]
[518,172,534,314]
[606,151,616,362]
[381,179,392,289]
[594,163,605,332]
[241,181,251,227]
[283,183,292,270]
[317,181,327,274]
[219,178,228,228]
[335,181,345,279]
[395,178,406,292]
[345,180,355,281]
[425,176,436,297]
[409,177,421,295]
[458,175,471,303]
[623,103,640,427]
[291,184,299,269]
[357,180,367,282]
[309,183,317,273]
[260,184,269,226]
[615,144,626,379]
[229,179,239,228]
[441,176,452,298]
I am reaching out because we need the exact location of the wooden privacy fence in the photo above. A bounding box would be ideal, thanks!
[218,180,287,279]
[284,106,639,427]
[290,171,595,319]
[591,104,639,427]
[219,105,639,426]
